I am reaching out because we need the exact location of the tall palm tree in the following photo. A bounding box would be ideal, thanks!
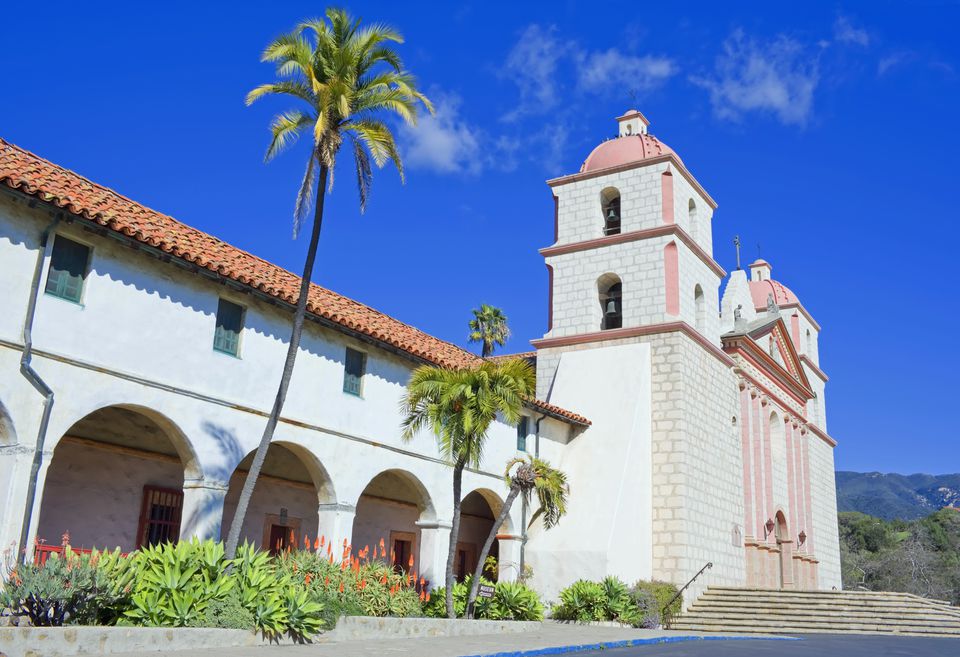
[224,8,432,559]
[468,304,510,358]
[465,455,569,618]
[400,358,535,618]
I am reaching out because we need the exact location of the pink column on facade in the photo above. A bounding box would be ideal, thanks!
[664,242,679,316]
[751,393,766,537]
[793,424,806,550]
[661,169,674,224]
[791,313,801,352]
[762,404,775,541]
[784,420,798,543]
[802,433,815,554]
[739,387,754,537]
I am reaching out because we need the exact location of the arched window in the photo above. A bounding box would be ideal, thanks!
[598,274,623,330]
[694,284,705,333]
[601,188,621,236]
[688,199,698,240]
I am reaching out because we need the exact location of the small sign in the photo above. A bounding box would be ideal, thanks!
[478,584,495,599]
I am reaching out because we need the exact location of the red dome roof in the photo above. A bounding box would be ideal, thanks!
[749,279,799,310]
[580,134,679,173]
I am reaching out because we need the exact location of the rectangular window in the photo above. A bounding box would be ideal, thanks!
[44,235,90,303]
[517,416,529,452]
[343,347,366,396]
[136,486,183,548]
[213,298,244,356]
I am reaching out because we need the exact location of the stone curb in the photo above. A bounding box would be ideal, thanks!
[460,634,802,657]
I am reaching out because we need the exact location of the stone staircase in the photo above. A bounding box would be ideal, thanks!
[668,587,960,637]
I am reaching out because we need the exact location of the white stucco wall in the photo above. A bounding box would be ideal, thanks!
[526,342,652,600]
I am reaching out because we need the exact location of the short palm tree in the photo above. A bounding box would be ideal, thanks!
[400,358,535,618]
[465,455,569,618]
[224,8,432,559]
[468,304,510,358]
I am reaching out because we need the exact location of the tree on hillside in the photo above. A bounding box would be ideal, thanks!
[400,359,535,618]
[465,455,569,618]
[468,304,510,358]
[225,8,432,559]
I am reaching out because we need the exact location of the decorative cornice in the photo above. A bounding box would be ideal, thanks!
[540,224,726,278]
[800,355,829,382]
[546,153,718,210]
[531,321,734,368]
[804,422,838,447]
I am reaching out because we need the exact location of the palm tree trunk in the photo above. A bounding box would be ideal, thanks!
[224,165,329,560]
[445,458,466,618]
[465,484,520,618]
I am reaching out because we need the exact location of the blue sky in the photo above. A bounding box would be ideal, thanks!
[2,2,957,474]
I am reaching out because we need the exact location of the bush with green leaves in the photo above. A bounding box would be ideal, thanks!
[1,547,133,626]
[551,577,677,628]
[424,577,543,621]
[551,579,608,622]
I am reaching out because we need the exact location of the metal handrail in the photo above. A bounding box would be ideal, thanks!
[661,561,712,627]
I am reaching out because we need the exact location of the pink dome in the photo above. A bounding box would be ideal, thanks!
[749,279,800,310]
[580,134,679,173]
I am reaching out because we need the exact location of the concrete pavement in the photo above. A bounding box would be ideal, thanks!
[104,624,789,657]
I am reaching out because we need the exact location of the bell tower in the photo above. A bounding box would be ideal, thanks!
[532,111,724,399]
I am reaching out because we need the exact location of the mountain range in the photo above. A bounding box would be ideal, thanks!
[835,471,960,520]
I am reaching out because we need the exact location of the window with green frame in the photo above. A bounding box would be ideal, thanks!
[343,347,366,396]
[213,298,244,356]
[45,236,90,303]
[517,416,529,452]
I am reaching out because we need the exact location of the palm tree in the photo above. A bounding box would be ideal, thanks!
[465,455,569,618]
[400,358,535,618]
[224,8,432,559]
[468,304,510,358]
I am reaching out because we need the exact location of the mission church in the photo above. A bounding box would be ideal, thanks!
[0,110,841,605]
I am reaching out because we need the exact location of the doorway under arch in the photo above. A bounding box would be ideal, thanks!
[220,442,331,554]
[36,405,198,552]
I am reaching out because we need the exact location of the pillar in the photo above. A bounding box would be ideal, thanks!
[416,519,451,590]
[497,533,523,582]
[180,477,229,541]
[318,502,356,556]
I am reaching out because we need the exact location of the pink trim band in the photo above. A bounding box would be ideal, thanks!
[531,321,734,367]
[541,224,725,278]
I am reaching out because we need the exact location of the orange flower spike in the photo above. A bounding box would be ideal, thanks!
[290,529,296,544]
[305,573,312,585]
[408,554,414,568]
[343,538,348,548]
[420,577,425,588]
[292,563,298,574]
[339,581,345,593]
[304,535,310,550]
[328,553,334,565]
[380,574,387,585]
[320,535,326,547]
[425,592,431,603]
[324,575,330,586]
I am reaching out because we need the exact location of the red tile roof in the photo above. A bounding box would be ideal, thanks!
[0,138,589,426]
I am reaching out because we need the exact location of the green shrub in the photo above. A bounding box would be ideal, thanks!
[1,548,133,626]
[423,577,542,621]
[197,588,255,629]
[487,581,544,621]
[631,579,680,623]
[551,579,608,622]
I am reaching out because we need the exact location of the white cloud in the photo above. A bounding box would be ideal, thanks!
[576,49,678,93]
[500,24,563,122]
[401,94,482,174]
[833,16,870,47]
[691,30,819,126]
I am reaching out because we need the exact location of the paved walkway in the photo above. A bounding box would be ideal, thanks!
[108,624,783,657]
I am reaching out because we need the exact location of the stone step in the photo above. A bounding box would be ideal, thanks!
[698,594,960,610]
[668,621,960,638]
[689,599,960,616]
[685,604,960,622]
[671,616,960,633]
[680,610,960,628]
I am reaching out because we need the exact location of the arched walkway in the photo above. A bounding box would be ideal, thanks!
[352,469,435,576]
[220,442,332,554]
[456,488,510,582]
[36,404,199,552]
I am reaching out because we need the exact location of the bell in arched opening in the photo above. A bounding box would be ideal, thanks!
[601,282,622,330]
